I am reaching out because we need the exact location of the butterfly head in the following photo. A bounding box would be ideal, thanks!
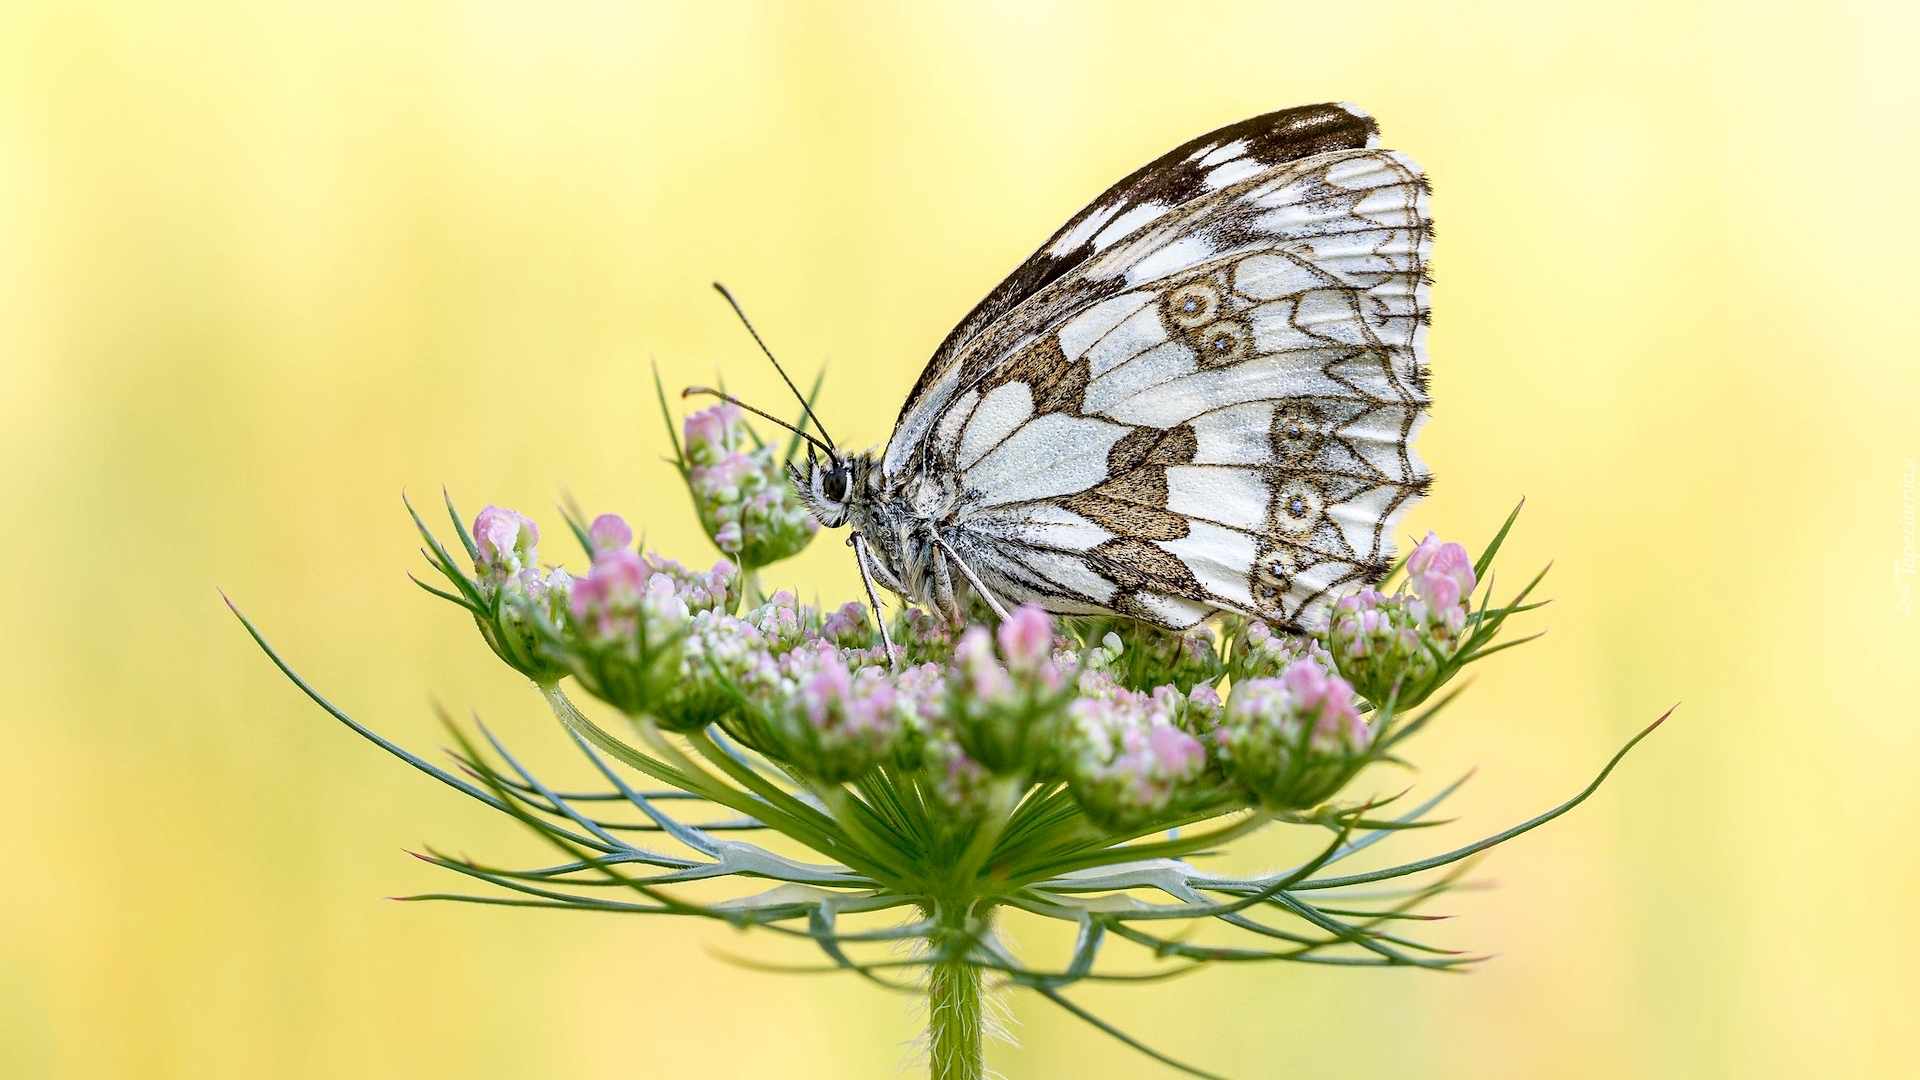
[790,448,871,529]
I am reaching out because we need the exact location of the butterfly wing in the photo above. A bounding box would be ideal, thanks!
[895,102,1381,431]
[885,103,1431,630]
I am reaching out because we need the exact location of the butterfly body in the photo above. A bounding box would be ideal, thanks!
[793,103,1433,633]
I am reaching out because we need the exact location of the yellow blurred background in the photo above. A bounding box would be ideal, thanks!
[3,1,1916,1077]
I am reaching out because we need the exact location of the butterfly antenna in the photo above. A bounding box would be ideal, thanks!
[712,282,838,450]
[682,386,834,458]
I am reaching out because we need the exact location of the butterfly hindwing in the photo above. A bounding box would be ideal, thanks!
[885,107,1433,631]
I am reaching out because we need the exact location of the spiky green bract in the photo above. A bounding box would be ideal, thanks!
[241,500,1657,1080]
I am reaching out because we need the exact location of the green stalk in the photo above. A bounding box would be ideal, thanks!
[927,946,983,1080]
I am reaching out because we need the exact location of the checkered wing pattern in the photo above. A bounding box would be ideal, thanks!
[885,103,1433,630]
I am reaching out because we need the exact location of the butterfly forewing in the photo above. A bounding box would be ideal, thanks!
[885,104,1433,631]
[897,103,1382,428]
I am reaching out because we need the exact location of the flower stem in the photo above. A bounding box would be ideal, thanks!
[928,949,983,1080]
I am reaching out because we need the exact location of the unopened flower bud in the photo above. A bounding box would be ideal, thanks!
[1067,684,1212,830]
[1085,620,1224,692]
[948,613,1073,777]
[459,506,570,683]
[819,602,874,651]
[917,722,997,824]
[553,549,689,717]
[638,554,737,615]
[997,605,1054,674]
[1325,563,1469,709]
[681,403,819,571]
[744,590,811,655]
[1404,532,1475,636]
[891,607,955,665]
[473,506,540,587]
[1216,660,1371,810]
[683,404,737,453]
[1230,619,1337,683]
[588,513,633,553]
[751,642,905,783]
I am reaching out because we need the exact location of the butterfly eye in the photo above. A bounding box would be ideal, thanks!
[822,466,849,503]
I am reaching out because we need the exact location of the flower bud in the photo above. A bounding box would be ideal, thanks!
[891,608,955,665]
[1083,619,1223,692]
[638,553,738,615]
[1229,618,1337,683]
[1404,531,1475,636]
[1215,660,1372,810]
[743,590,811,655]
[473,506,540,586]
[819,602,875,651]
[916,721,997,824]
[947,615,1074,778]
[682,403,819,571]
[997,605,1054,674]
[1066,683,1212,830]
[1325,580,1465,709]
[555,550,690,718]
[588,513,634,553]
[463,506,570,684]
[749,642,905,783]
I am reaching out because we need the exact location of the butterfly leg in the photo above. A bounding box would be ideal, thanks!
[849,531,900,669]
[929,544,958,624]
[934,537,1011,622]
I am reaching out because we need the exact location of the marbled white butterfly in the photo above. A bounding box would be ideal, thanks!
[782,102,1431,646]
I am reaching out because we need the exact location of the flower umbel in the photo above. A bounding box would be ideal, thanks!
[1326,532,1482,710]
[946,606,1076,778]
[679,402,818,571]
[1066,681,1216,830]
[244,495,1656,1080]
[1215,659,1372,811]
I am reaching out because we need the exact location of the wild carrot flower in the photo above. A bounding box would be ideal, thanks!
[252,492,1644,1080]
[749,641,905,783]
[1215,659,1372,810]
[1066,682,1213,829]
[1326,532,1478,708]
[948,607,1075,777]
[682,403,818,570]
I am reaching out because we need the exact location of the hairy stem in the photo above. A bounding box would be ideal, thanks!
[928,948,983,1080]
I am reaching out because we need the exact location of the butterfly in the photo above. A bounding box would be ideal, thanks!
[781,102,1432,647]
